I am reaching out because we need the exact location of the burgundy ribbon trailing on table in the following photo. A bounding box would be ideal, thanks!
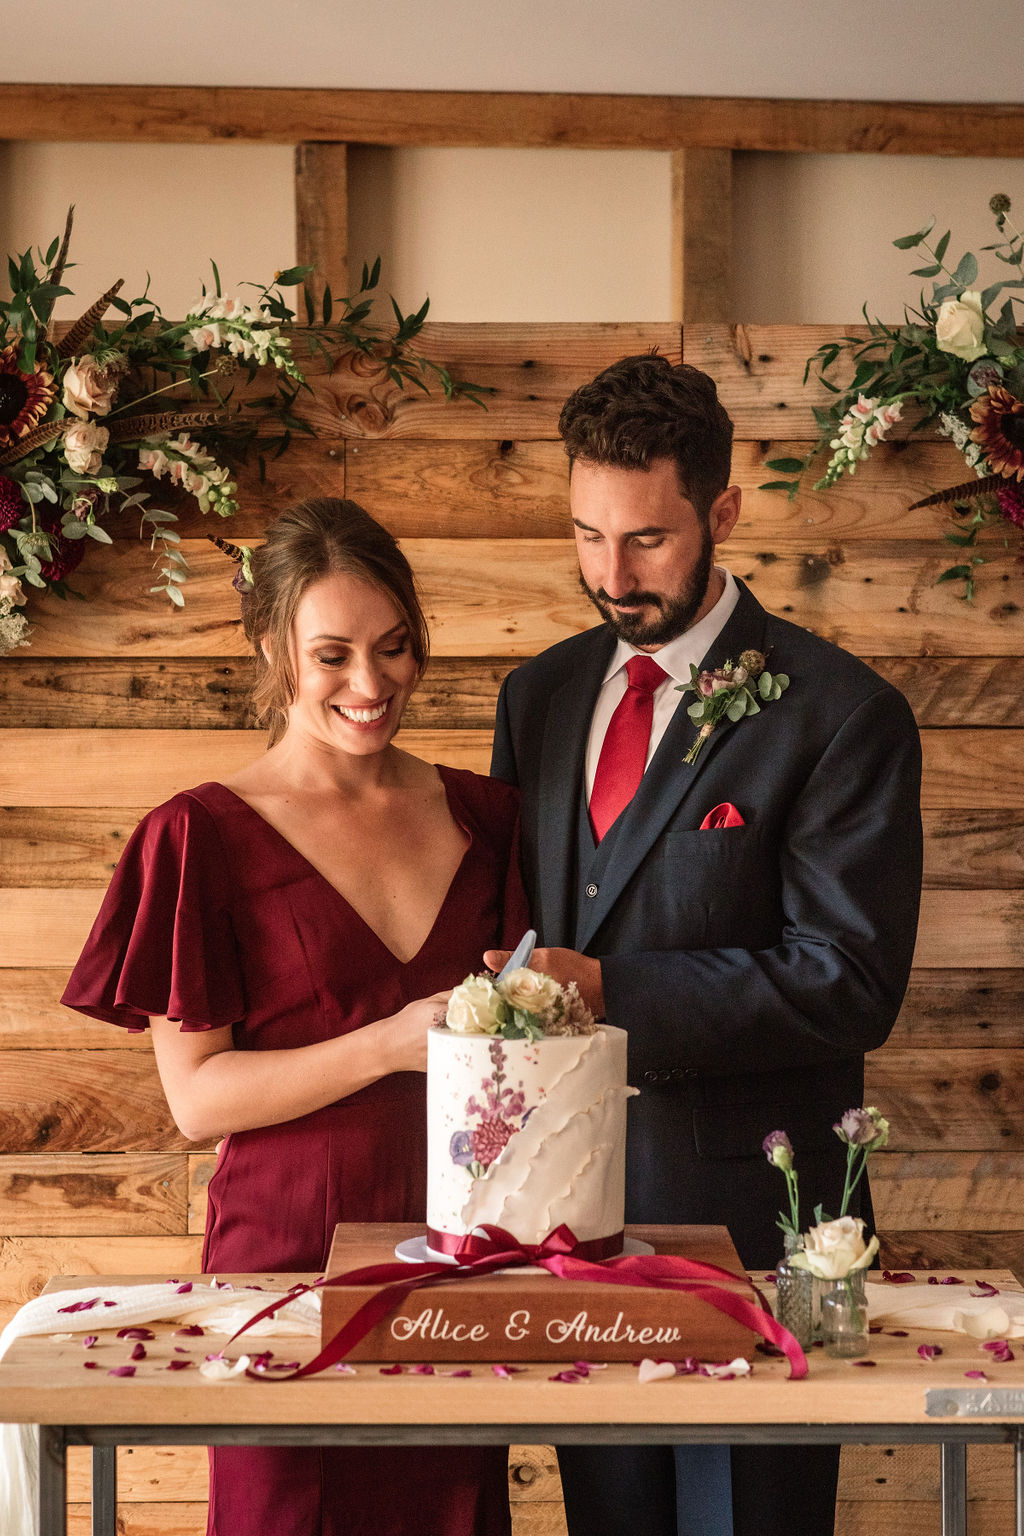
[227,1224,807,1380]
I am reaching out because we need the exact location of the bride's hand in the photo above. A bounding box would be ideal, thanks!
[378,990,451,1074]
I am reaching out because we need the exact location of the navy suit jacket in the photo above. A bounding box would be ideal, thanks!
[491,578,923,1268]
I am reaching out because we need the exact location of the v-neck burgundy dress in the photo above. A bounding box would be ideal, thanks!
[62,769,528,1536]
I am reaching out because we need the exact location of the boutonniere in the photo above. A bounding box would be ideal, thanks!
[679,649,789,765]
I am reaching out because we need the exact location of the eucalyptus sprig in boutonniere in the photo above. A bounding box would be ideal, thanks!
[679,648,789,765]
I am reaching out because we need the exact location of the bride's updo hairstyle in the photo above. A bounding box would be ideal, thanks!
[243,497,429,745]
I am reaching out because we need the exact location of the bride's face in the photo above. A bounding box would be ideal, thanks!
[283,571,420,754]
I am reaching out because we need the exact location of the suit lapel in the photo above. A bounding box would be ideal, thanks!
[575,579,770,953]
[535,626,615,946]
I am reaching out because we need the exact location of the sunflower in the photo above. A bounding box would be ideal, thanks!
[0,345,57,449]
[969,385,1024,482]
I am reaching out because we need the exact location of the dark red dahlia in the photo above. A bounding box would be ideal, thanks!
[471,1115,513,1168]
[0,474,24,533]
[996,485,1024,529]
[38,525,86,583]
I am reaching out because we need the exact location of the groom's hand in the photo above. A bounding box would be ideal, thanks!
[482,947,605,1019]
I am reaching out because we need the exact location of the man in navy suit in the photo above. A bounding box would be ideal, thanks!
[485,353,922,1536]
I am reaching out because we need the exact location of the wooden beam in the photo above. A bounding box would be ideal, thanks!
[1,85,1024,156]
[294,142,349,303]
[671,149,733,324]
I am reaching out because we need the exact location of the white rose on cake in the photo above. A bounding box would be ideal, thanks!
[499,967,562,1018]
[446,974,504,1035]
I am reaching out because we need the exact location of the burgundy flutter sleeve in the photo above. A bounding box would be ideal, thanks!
[61,791,245,1033]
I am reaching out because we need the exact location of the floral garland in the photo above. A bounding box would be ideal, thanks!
[763,194,1024,600]
[0,212,484,655]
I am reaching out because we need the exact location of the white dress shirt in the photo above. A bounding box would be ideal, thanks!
[583,568,740,799]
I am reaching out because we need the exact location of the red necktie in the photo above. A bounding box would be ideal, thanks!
[589,655,668,842]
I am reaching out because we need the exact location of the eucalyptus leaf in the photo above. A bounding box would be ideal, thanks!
[744,696,761,716]
[764,457,806,473]
[893,218,936,249]
[726,698,746,723]
[952,251,979,288]
[758,672,773,699]
[934,230,951,264]
[85,524,113,543]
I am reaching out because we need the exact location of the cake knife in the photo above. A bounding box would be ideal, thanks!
[496,928,536,981]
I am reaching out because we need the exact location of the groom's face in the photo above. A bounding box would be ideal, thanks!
[571,457,740,650]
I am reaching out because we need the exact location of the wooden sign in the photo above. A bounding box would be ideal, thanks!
[321,1222,759,1362]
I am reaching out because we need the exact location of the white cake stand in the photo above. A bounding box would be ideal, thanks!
[395,1234,655,1269]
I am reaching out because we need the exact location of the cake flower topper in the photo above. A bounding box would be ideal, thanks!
[679,649,789,765]
[444,966,596,1042]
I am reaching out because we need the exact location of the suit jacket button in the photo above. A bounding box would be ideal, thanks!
[643,1070,659,1084]
[585,883,599,898]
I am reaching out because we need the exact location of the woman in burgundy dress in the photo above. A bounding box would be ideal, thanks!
[62,497,526,1536]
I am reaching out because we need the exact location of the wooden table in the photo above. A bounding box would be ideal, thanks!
[3,1263,1024,1536]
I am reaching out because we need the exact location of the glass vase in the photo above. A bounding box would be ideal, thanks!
[774,1241,816,1349]
[819,1270,869,1358]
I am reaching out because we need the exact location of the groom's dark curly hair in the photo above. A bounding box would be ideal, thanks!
[558,351,734,521]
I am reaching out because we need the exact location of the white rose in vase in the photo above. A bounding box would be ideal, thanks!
[793,1215,879,1280]
[446,975,504,1035]
[935,291,987,362]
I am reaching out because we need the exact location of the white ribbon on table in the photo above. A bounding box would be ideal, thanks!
[865,1281,1024,1339]
[0,1281,321,1536]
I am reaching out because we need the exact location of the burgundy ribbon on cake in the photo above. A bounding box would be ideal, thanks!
[426,1225,624,1261]
[228,1224,808,1380]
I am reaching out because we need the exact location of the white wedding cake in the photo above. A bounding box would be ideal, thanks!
[426,967,636,1257]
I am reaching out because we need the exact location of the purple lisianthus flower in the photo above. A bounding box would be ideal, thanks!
[449,1131,474,1167]
[833,1108,876,1146]
[762,1130,794,1170]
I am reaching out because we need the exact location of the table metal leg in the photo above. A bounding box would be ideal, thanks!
[37,1426,67,1536]
[91,1446,117,1536]
[940,1441,968,1536]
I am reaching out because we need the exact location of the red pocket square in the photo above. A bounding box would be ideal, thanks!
[699,803,745,829]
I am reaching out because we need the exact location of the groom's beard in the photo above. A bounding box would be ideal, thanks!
[578,524,714,648]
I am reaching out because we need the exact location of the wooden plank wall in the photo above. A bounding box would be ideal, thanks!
[2,319,1023,1533]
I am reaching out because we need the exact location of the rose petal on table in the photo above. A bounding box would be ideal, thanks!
[130,1343,147,1361]
[970,1281,999,1298]
[175,1282,193,1294]
[638,1359,677,1384]
[58,1298,100,1313]
[174,1325,204,1337]
[199,1355,250,1380]
[887,1331,909,1338]
[917,1344,942,1361]
[411,1364,435,1375]
[167,1360,192,1371]
[549,1370,587,1383]
[981,1340,1015,1363]
[440,1369,472,1378]
[82,1336,98,1349]
[850,1360,877,1367]
[702,1358,752,1378]
[107,1366,136,1377]
[965,1370,988,1381]
[334,1363,357,1375]
[48,1333,73,1342]
[117,1327,155,1341]
[881,1271,916,1284]
[379,1363,403,1375]
[83,1361,99,1370]
[102,1301,118,1307]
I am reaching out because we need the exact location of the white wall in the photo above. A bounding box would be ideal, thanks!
[1,1,1022,323]
[5,0,1023,100]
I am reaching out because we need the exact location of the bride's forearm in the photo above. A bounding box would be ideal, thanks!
[150,995,442,1141]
